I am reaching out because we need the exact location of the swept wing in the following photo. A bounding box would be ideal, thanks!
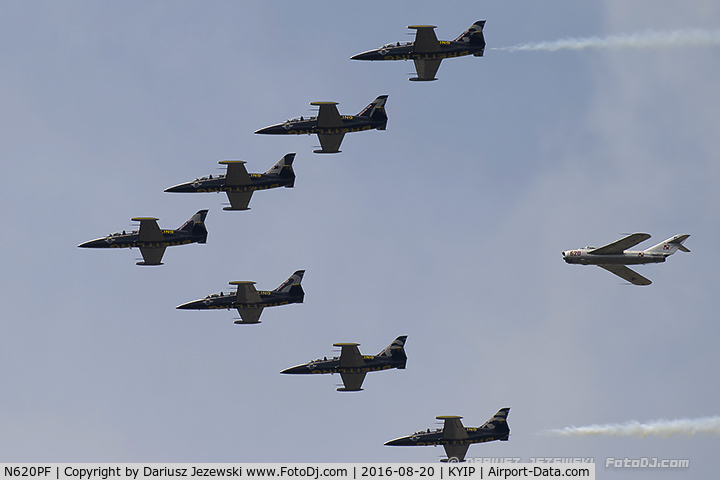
[598,264,652,286]
[589,233,651,255]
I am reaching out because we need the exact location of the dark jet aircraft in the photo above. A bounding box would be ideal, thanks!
[562,233,691,285]
[254,95,388,154]
[176,270,305,324]
[164,153,296,211]
[385,408,511,462]
[281,336,407,391]
[351,21,486,81]
[78,210,208,265]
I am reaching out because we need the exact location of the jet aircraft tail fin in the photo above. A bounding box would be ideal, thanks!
[480,407,511,440]
[273,270,305,301]
[264,153,297,187]
[177,210,208,243]
[357,95,388,130]
[454,20,486,56]
[377,335,408,369]
[643,234,691,255]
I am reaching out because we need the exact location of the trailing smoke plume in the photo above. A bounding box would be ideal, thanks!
[498,29,720,52]
[546,416,720,438]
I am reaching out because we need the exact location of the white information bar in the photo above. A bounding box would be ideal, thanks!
[0,464,594,480]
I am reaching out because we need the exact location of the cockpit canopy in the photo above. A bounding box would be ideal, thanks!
[195,174,226,181]
[285,116,316,123]
[381,41,413,48]
[204,291,229,298]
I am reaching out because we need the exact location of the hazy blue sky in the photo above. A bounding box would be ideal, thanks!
[1,0,718,475]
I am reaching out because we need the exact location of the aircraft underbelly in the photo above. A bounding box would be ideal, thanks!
[588,255,663,265]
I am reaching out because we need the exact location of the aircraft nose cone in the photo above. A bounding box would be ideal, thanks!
[254,124,286,135]
[164,184,189,193]
[350,51,376,61]
[384,438,407,446]
[78,239,104,248]
[280,365,309,375]
[176,300,201,310]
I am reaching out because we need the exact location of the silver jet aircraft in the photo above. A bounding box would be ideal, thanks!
[562,233,690,285]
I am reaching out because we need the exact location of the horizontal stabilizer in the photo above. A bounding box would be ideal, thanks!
[644,234,691,254]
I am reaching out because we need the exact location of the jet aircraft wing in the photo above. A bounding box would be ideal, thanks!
[230,281,263,303]
[436,415,470,462]
[137,246,166,265]
[589,233,651,255]
[315,133,345,154]
[412,59,442,81]
[438,416,469,441]
[410,25,441,52]
[220,160,252,186]
[224,192,253,211]
[598,264,652,286]
[339,372,367,391]
[437,416,470,461]
[229,281,264,324]
[442,444,470,463]
[312,102,344,128]
[132,217,164,243]
[235,307,264,324]
[334,343,366,368]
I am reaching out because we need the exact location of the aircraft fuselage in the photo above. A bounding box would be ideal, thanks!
[562,249,668,265]
[281,355,404,376]
[164,173,292,194]
[176,291,303,310]
[351,41,483,62]
[78,230,206,249]
[255,115,385,136]
[385,427,508,447]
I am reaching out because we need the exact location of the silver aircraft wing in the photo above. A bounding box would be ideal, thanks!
[589,233,651,255]
[598,264,652,286]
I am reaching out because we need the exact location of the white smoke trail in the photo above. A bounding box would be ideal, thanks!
[547,416,720,438]
[498,29,720,52]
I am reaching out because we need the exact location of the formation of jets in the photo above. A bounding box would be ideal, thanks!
[562,233,690,285]
[77,18,695,461]
[385,408,511,462]
[177,270,305,324]
[281,336,408,391]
